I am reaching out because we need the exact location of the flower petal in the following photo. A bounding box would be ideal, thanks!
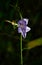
[21,32,27,38]
[18,28,24,37]
[23,33,27,38]
[18,27,26,38]
[18,19,26,27]
[26,26,31,32]
[23,18,29,25]
[18,27,22,33]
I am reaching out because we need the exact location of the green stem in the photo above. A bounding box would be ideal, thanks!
[20,34,23,65]
[18,7,23,65]
[19,12,23,19]
[22,48,29,51]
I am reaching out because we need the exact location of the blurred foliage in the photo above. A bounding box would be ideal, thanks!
[0,0,42,65]
[26,38,42,49]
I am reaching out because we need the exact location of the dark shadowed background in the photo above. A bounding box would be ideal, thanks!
[0,0,42,65]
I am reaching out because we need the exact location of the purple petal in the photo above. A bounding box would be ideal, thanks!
[23,18,29,25]
[18,28,24,37]
[18,27,24,37]
[18,27,22,33]
[18,27,26,38]
[23,32,27,38]
[21,31,27,38]
[26,26,31,32]
[18,19,26,26]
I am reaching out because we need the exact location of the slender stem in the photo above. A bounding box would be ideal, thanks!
[19,12,23,19]
[18,7,23,65]
[20,34,23,65]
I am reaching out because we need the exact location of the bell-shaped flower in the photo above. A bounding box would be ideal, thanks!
[18,18,31,38]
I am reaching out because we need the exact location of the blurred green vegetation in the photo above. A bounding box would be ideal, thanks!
[0,0,42,65]
[27,38,42,49]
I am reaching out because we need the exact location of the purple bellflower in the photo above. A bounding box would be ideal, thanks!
[18,18,31,38]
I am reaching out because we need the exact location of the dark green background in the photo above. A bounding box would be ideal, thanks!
[0,0,42,65]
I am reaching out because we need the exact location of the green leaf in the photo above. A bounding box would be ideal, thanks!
[26,38,42,49]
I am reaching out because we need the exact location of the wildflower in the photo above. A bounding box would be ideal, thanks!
[18,18,31,38]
